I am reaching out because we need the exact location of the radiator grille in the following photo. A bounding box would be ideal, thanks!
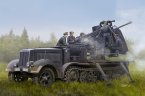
[19,52,29,66]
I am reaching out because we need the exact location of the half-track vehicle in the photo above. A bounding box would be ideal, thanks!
[6,20,133,86]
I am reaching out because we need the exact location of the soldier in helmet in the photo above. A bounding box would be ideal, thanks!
[100,20,114,48]
[56,32,68,46]
[68,31,75,44]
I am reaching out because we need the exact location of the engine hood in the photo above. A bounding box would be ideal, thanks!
[20,47,61,52]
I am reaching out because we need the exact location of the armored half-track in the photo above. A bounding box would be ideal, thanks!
[6,20,133,86]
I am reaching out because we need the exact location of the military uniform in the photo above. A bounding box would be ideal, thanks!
[68,36,75,44]
[67,31,75,44]
[56,36,68,46]
[56,32,68,46]
[100,25,114,48]
[115,35,123,50]
[75,32,85,43]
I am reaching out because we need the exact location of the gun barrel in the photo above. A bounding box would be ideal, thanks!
[117,21,132,29]
[110,20,115,22]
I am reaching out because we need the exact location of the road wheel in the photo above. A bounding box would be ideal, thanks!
[64,67,79,82]
[79,71,88,82]
[38,68,55,87]
[87,71,97,82]
[8,72,28,82]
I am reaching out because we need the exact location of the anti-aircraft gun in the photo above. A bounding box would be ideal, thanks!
[6,20,133,87]
[71,20,133,82]
[86,20,132,58]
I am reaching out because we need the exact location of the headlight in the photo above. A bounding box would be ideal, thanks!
[14,63,18,67]
[26,62,29,67]
[26,61,34,67]
[87,52,90,56]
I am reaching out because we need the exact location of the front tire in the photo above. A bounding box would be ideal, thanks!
[8,72,28,82]
[38,67,55,87]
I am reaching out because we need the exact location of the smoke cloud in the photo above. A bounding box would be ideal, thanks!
[116,8,145,71]
[81,37,106,56]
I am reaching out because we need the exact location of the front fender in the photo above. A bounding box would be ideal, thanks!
[30,59,54,73]
[6,59,19,72]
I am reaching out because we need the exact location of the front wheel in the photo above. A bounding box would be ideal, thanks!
[8,72,28,82]
[38,68,55,87]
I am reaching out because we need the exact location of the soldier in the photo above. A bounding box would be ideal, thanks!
[100,21,114,48]
[56,32,68,46]
[68,31,75,44]
[75,32,85,43]
[115,34,123,50]
[109,34,123,56]
[80,32,85,37]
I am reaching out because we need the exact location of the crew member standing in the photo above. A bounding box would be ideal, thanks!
[56,32,68,46]
[68,31,75,44]
[75,32,85,43]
